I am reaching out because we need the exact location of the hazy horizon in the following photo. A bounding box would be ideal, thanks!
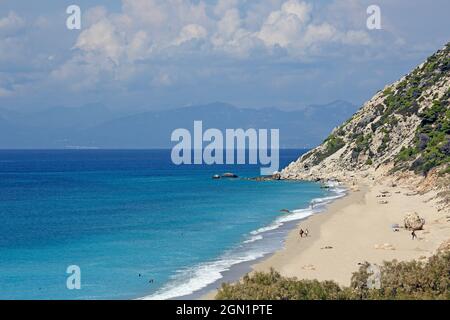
[0,100,358,148]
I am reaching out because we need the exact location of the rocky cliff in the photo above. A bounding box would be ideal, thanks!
[281,43,450,195]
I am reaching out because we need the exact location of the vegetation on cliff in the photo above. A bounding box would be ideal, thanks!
[395,88,450,174]
[286,42,449,179]
[311,134,345,165]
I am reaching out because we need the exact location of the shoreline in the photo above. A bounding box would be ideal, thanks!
[201,179,450,299]
[253,180,450,286]
[197,181,348,300]
[251,184,365,286]
[143,181,344,300]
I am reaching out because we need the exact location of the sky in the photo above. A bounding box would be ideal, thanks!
[0,0,449,112]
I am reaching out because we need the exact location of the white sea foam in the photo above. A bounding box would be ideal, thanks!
[278,208,316,223]
[142,249,267,300]
[243,234,263,243]
[250,223,281,235]
[141,183,347,300]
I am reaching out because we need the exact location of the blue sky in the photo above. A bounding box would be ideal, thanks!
[0,0,449,111]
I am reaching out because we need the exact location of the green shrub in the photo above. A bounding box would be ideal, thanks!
[351,253,450,300]
[216,252,450,300]
[383,87,393,96]
[354,134,372,153]
[439,165,450,176]
[394,85,450,174]
[311,135,345,165]
[409,90,450,174]
[397,146,417,162]
[216,269,351,300]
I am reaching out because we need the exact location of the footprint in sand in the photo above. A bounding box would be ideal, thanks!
[302,264,316,271]
[374,243,395,250]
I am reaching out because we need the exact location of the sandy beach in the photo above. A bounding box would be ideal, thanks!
[254,181,450,285]
[202,180,450,299]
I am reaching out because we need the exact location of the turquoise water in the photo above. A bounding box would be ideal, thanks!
[0,150,333,300]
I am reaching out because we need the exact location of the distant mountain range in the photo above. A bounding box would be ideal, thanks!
[0,101,357,149]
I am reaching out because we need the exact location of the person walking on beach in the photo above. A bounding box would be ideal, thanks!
[411,230,417,240]
[304,229,309,237]
[299,229,304,238]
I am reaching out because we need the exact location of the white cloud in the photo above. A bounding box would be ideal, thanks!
[303,23,336,46]
[217,9,242,38]
[121,0,209,32]
[1,0,439,111]
[84,6,109,27]
[127,30,150,60]
[174,24,207,45]
[52,0,384,91]
[75,19,124,64]
[340,30,371,45]
[121,0,167,26]
[255,0,373,56]
[71,0,379,65]
[0,12,28,66]
[323,0,367,30]
[214,0,240,16]
[258,1,312,47]
[50,52,117,92]
[280,0,311,24]
[210,8,258,57]
[0,11,25,35]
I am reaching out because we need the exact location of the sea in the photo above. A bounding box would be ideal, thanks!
[0,149,345,300]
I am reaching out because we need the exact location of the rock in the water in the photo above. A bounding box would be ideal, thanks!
[272,172,281,180]
[243,176,273,181]
[222,173,238,178]
[403,212,425,230]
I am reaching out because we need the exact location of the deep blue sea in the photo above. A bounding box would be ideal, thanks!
[0,149,340,300]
